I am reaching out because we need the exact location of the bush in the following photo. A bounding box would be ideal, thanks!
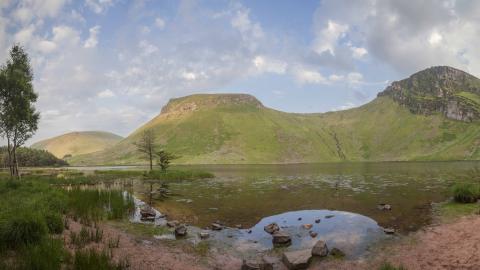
[1,213,47,248]
[452,183,480,203]
[45,212,64,234]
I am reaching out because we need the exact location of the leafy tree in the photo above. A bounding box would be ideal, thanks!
[0,45,39,178]
[133,129,156,171]
[156,149,177,172]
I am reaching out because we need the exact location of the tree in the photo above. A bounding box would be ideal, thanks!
[0,45,39,178]
[156,148,177,172]
[133,129,156,171]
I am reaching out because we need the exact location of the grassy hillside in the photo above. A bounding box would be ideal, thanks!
[69,94,480,165]
[31,131,123,159]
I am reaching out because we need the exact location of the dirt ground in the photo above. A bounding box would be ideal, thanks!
[65,215,480,270]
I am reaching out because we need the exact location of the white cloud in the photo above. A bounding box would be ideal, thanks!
[293,66,327,84]
[138,40,158,55]
[351,46,368,59]
[155,17,166,29]
[253,55,287,74]
[85,0,114,14]
[38,40,57,53]
[329,74,344,81]
[97,89,115,98]
[347,72,363,85]
[428,31,443,46]
[313,20,348,55]
[52,25,80,45]
[84,25,101,48]
[14,24,35,44]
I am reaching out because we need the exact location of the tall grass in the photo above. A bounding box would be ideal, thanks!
[452,183,480,203]
[379,262,407,270]
[0,175,135,269]
[73,249,129,270]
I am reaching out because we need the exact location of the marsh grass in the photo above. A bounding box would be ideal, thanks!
[73,248,129,270]
[452,183,480,203]
[0,175,136,269]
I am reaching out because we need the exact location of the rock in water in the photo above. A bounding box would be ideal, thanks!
[211,222,223,231]
[174,224,187,237]
[309,231,318,238]
[272,231,291,247]
[166,220,179,227]
[264,222,280,234]
[241,259,261,270]
[384,228,395,234]
[282,249,312,270]
[314,218,321,223]
[199,231,210,239]
[311,240,328,257]
[329,247,345,258]
[377,203,392,211]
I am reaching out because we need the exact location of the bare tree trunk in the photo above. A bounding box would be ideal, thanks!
[6,137,13,178]
[13,146,20,179]
[149,151,153,171]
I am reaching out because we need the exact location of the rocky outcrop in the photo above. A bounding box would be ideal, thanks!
[378,66,480,122]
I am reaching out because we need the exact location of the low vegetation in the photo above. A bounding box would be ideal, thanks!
[378,262,407,270]
[0,175,134,269]
[452,183,480,203]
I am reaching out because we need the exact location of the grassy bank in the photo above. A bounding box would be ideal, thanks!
[0,175,134,269]
[94,169,215,181]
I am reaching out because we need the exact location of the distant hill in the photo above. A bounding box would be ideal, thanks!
[31,131,123,159]
[70,66,480,165]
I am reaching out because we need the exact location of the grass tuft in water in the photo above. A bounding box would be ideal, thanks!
[452,183,480,203]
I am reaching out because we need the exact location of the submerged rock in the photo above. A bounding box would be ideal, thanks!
[140,207,156,218]
[264,222,280,234]
[282,249,312,270]
[174,224,187,237]
[311,240,328,257]
[329,247,345,258]
[325,215,334,219]
[272,230,291,247]
[314,218,321,223]
[309,231,318,238]
[302,224,313,230]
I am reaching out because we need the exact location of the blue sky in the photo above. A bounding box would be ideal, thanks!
[1,0,479,142]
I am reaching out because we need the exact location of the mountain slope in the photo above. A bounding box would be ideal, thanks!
[70,67,480,165]
[31,131,123,159]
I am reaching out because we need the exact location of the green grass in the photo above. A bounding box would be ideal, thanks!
[0,175,135,269]
[452,183,480,203]
[436,201,480,221]
[379,262,407,270]
[70,95,480,165]
[72,248,129,270]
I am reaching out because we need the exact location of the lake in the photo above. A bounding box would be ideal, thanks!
[74,161,480,257]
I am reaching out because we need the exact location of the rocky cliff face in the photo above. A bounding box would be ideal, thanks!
[378,66,480,122]
[160,93,263,116]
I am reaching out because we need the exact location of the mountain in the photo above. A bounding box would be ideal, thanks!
[31,131,123,159]
[70,66,480,165]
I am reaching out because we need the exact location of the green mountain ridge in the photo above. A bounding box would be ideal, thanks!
[31,131,123,159]
[69,66,480,165]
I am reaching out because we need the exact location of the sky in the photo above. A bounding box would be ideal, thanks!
[1,0,480,143]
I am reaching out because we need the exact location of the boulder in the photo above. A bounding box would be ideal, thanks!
[166,220,179,227]
[377,204,392,211]
[272,231,291,246]
[282,249,312,270]
[140,207,156,218]
[329,247,345,258]
[241,259,261,270]
[311,240,328,257]
[199,231,210,239]
[174,224,187,237]
[384,228,395,234]
[211,222,224,231]
[261,255,278,270]
[264,222,280,234]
